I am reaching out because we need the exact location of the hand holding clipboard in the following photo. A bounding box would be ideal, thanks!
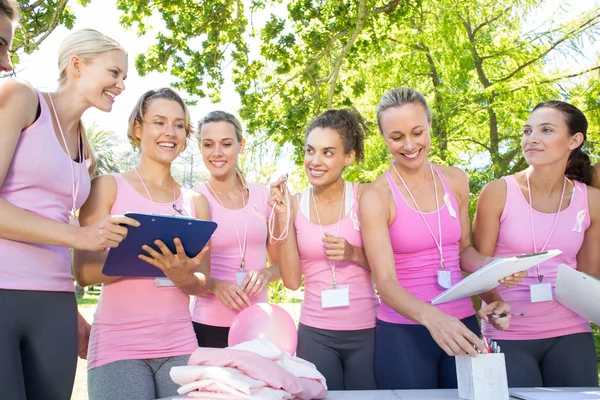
[139,237,210,288]
[103,213,217,278]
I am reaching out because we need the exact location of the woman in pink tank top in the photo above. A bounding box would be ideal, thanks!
[360,87,512,390]
[474,101,600,388]
[0,29,137,400]
[0,0,16,75]
[269,109,379,390]
[73,88,211,400]
[191,111,281,348]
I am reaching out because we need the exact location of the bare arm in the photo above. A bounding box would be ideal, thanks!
[73,175,121,287]
[576,186,600,279]
[0,80,81,248]
[472,179,509,304]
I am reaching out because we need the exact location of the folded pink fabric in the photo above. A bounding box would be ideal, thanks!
[172,339,327,399]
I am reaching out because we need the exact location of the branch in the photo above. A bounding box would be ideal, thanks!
[327,0,367,107]
[472,5,512,37]
[510,64,600,93]
[448,137,491,153]
[22,0,69,53]
[494,12,600,85]
[372,0,403,15]
[21,0,46,12]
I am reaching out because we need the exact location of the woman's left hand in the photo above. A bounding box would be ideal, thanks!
[77,311,91,359]
[241,268,272,297]
[139,238,209,287]
[478,300,511,330]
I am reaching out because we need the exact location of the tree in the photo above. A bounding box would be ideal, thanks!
[13,0,91,57]
[85,123,122,178]
[118,0,600,192]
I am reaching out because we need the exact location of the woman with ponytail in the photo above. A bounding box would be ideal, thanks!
[473,100,600,387]
[269,109,379,390]
[191,111,281,348]
[0,29,133,399]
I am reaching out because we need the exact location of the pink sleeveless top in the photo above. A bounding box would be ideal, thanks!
[377,166,474,324]
[87,174,198,370]
[191,183,271,327]
[481,176,591,340]
[0,89,90,292]
[295,182,379,330]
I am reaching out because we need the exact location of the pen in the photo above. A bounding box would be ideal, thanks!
[488,312,525,319]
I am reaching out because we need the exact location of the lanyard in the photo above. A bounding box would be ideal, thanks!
[311,185,345,288]
[133,167,177,214]
[47,94,85,221]
[526,171,566,282]
[206,182,248,271]
[391,161,444,268]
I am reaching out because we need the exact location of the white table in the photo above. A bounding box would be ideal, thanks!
[158,387,600,399]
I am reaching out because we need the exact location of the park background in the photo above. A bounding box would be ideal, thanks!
[8,0,600,398]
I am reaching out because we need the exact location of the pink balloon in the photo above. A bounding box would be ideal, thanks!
[228,303,298,355]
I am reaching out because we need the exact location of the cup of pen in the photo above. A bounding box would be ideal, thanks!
[456,334,509,400]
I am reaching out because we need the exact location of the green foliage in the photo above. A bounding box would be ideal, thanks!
[13,0,91,55]
[117,0,600,199]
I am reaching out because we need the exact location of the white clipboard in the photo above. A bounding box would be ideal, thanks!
[555,264,600,325]
[431,250,562,305]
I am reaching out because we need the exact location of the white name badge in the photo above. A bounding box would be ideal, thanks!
[236,271,248,287]
[155,277,175,287]
[321,285,350,308]
[530,282,553,303]
[437,270,452,289]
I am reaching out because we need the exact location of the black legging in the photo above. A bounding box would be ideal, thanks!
[0,289,78,400]
[192,321,230,348]
[296,323,378,390]
[374,315,480,389]
[496,333,599,387]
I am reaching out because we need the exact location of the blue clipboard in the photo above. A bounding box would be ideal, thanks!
[103,212,218,278]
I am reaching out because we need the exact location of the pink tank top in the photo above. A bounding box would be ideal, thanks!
[482,175,591,340]
[87,174,198,370]
[191,183,271,327]
[0,90,90,292]
[377,166,474,324]
[295,182,379,330]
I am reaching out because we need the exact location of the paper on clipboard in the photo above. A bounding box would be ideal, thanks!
[431,250,562,305]
[102,212,217,278]
[555,264,600,325]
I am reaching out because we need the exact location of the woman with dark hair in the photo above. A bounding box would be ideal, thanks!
[473,100,600,387]
[269,108,380,390]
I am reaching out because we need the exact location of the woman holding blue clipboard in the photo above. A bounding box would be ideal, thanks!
[73,88,211,400]
[191,111,282,348]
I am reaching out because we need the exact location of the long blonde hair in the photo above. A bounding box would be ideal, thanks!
[57,29,125,175]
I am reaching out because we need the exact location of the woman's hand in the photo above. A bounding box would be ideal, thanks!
[268,175,290,219]
[423,309,487,356]
[499,270,528,288]
[77,311,91,359]
[76,214,140,251]
[241,268,272,297]
[138,238,208,287]
[478,300,511,330]
[211,279,252,311]
[322,233,356,263]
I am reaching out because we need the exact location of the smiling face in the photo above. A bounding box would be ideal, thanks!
[72,49,128,112]
[199,120,245,180]
[0,13,15,73]
[522,107,583,168]
[134,98,187,164]
[378,102,431,170]
[304,127,354,187]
